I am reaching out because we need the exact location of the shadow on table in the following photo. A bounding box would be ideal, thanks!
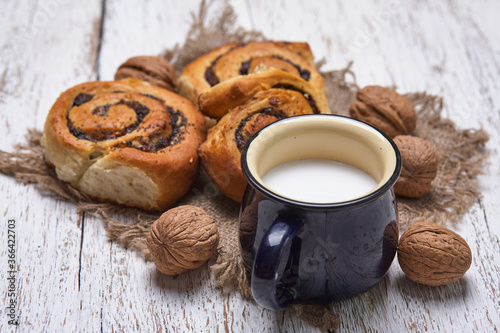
[148,257,217,294]
[393,273,472,302]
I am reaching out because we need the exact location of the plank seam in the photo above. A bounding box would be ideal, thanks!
[78,211,85,292]
[95,0,107,81]
[478,198,500,251]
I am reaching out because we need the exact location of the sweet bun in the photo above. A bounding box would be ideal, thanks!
[42,78,206,210]
[177,41,324,108]
[198,67,330,118]
[199,71,331,201]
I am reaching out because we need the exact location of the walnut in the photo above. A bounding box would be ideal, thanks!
[393,135,438,198]
[146,205,219,275]
[115,56,177,91]
[398,222,472,286]
[349,86,416,138]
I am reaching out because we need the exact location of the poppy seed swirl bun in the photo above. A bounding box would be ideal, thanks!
[42,78,206,210]
[178,41,324,112]
[198,69,331,201]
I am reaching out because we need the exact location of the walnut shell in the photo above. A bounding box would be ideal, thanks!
[398,222,472,286]
[349,86,416,138]
[115,56,178,91]
[394,135,438,198]
[146,205,219,275]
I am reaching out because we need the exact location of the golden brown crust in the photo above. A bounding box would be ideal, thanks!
[271,41,315,64]
[177,43,239,107]
[247,56,300,76]
[198,68,330,118]
[177,41,322,108]
[199,89,321,202]
[42,78,206,210]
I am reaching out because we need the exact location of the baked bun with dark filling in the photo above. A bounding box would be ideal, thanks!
[178,41,324,109]
[42,78,206,210]
[198,68,331,201]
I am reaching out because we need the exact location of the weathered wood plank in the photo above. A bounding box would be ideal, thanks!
[0,1,104,332]
[1,0,499,332]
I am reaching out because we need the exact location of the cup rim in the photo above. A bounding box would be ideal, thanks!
[240,114,401,210]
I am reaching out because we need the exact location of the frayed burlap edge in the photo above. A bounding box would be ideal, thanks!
[398,92,489,227]
[0,1,489,332]
[0,129,158,260]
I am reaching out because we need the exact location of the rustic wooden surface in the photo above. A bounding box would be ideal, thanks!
[1,0,499,332]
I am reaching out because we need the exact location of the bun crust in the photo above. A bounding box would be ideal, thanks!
[199,84,329,202]
[198,68,330,118]
[178,41,323,109]
[42,78,206,210]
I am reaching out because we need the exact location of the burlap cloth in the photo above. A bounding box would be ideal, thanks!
[0,1,489,332]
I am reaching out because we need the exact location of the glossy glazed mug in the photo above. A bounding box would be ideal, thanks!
[239,114,401,310]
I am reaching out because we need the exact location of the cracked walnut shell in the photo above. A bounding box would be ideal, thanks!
[349,86,416,138]
[146,205,219,275]
[398,222,472,286]
[394,135,438,198]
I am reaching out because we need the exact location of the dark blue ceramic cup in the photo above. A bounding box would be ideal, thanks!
[239,114,401,310]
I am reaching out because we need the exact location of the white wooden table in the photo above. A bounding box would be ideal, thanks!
[1,0,499,332]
